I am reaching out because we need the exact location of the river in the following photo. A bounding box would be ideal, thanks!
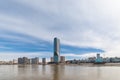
[0,64,119,80]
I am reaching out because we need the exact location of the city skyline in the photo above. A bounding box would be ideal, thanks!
[0,0,120,61]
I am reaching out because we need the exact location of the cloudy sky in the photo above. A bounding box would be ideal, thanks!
[0,0,120,61]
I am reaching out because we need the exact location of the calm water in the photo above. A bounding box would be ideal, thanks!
[0,65,120,80]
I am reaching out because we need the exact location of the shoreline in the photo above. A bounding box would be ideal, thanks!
[77,63,120,66]
[1,63,120,66]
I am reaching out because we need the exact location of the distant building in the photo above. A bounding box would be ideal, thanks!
[42,58,46,64]
[9,61,13,64]
[13,59,18,64]
[18,58,24,64]
[88,57,96,63]
[0,61,3,64]
[54,37,60,63]
[50,57,54,62]
[60,56,65,63]
[95,54,103,63]
[110,57,120,63]
[31,57,39,64]
[103,57,110,63]
[18,57,30,64]
[23,57,30,64]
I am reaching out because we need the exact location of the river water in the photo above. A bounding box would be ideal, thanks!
[0,64,120,80]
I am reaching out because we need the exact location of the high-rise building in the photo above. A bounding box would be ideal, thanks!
[28,59,31,64]
[18,57,30,64]
[23,57,30,64]
[42,58,46,64]
[18,58,24,64]
[31,57,39,64]
[54,37,60,63]
[60,56,65,63]
[97,54,100,59]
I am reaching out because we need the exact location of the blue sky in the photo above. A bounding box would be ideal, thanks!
[0,0,120,61]
[0,32,104,53]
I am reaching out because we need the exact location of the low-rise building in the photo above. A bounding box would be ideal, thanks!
[50,57,54,62]
[60,56,65,63]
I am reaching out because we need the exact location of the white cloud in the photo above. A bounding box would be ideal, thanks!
[62,53,97,58]
[0,52,52,61]
[0,0,120,58]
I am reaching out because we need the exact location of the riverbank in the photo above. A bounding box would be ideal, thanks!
[1,63,120,67]
[77,63,120,66]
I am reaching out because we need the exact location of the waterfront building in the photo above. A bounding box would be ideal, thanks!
[54,37,60,63]
[50,57,54,62]
[0,61,3,64]
[31,57,39,64]
[110,57,120,63]
[60,56,65,63]
[42,58,46,64]
[27,59,31,64]
[88,57,96,63]
[18,58,24,64]
[95,54,103,63]
[13,59,18,64]
[23,57,30,64]
[103,57,110,63]
[8,61,13,64]
[0,61,5,64]
[18,57,30,64]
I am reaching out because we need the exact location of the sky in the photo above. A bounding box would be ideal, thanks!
[0,0,120,61]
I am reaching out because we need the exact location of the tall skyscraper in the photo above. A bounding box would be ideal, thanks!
[54,37,60,63]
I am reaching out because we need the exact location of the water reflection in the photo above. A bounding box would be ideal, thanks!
[51,65,65,80]
[42,65,46,75]
[31,65,39,72]
[53,65,59,80]
[97,67,101,79]
[17,65,31,80]
[1,65,120,80]
[17,65,31,74]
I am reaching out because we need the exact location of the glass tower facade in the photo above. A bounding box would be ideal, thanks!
[54,37,60,63]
